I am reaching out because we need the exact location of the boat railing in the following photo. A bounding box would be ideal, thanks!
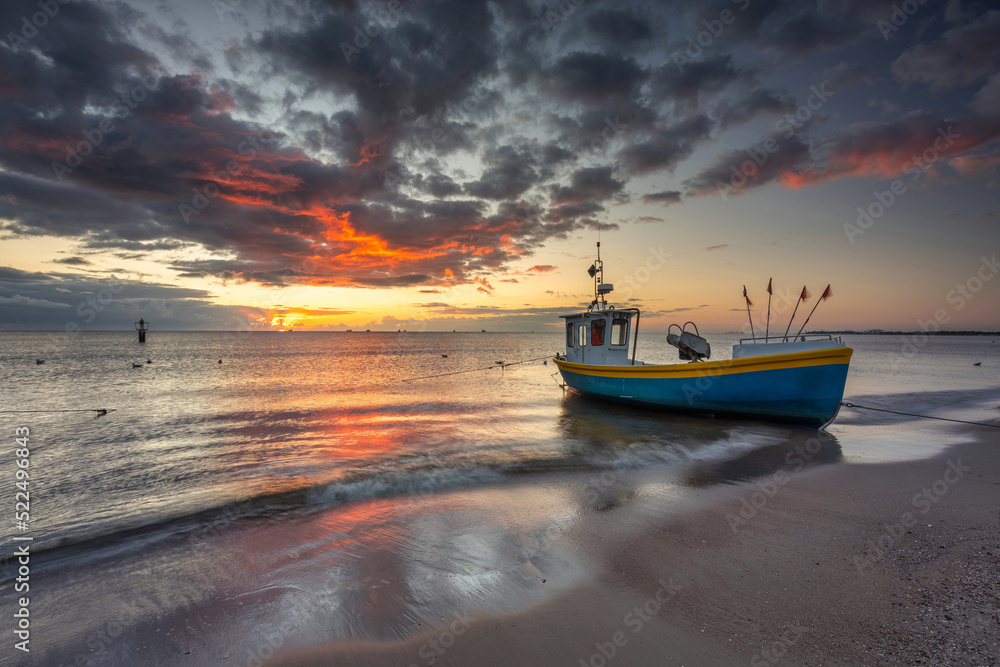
[738,333,842,344]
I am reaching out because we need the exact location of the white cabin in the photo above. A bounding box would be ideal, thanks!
[560,308,638,365]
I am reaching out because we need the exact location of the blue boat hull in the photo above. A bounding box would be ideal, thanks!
[554,347,852,427]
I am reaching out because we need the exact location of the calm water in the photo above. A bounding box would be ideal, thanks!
[1,331,998,663]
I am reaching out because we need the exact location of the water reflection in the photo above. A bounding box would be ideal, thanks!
[683,428,842,487]
[557,391,843,484]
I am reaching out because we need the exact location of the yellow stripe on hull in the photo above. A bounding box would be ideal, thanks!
[553,346,853,379]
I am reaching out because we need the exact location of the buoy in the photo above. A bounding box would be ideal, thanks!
[218,359,223,364]
[135,317,149,343]
[146,359,152,364]
[441,354,448,358]
[974,362,982,366]
[36,359,44,365]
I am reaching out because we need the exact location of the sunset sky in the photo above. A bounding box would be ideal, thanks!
[1,0,998,333]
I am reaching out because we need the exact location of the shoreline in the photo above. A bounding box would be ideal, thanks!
[263,424,1000,666]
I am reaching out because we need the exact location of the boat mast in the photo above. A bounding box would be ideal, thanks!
[589,242,606,310]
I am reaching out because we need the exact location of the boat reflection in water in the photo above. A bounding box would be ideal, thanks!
[556,391,843,483]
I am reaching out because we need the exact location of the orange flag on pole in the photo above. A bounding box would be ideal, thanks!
[796,284,833,338]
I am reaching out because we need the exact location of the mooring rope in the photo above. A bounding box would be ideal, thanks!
[402,355,553,382]
[0,409,115,415]
[840,402,1000,428]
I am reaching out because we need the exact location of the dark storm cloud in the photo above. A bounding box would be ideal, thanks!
[2,0,999,329]
[891,10,1000,91]
[760,8,865,59]
[0,266,253,330]
[714,87,797,127]
[683,134,812,197]
[0,267,56,284]
[547,51,646,103]
[416,173,462,198]
[541,142,574,166]
[550,166,624,204]
[685,110,1000,196]
[820,62,873,93]
[647,55,743,108]
[246,0,500,151]
[685,0,787,43]
[584,9,654,47]
[464,144,540,200]
[545,201,605,224]
[619,115,714,174]
[642,191,682,206]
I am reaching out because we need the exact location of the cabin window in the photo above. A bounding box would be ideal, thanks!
[566,323,575,347]
[610,318,629,346]
[591,319,606,346]
[578,323,587,347]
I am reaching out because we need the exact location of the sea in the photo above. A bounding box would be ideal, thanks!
[1,331,998,665]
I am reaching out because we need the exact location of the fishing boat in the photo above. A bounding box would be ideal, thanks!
[552,245,852,428]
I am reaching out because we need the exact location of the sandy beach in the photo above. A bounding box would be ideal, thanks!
[263,425,1000,667]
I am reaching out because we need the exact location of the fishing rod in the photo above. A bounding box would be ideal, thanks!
[401,355,553,382]
[795,284,832,338]
[783,285,808,342]
[743,285,755,340]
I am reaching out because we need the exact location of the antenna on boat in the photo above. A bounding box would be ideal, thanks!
[589,241,608,309]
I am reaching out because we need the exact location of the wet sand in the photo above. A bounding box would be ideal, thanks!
[264,425,1000,667]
